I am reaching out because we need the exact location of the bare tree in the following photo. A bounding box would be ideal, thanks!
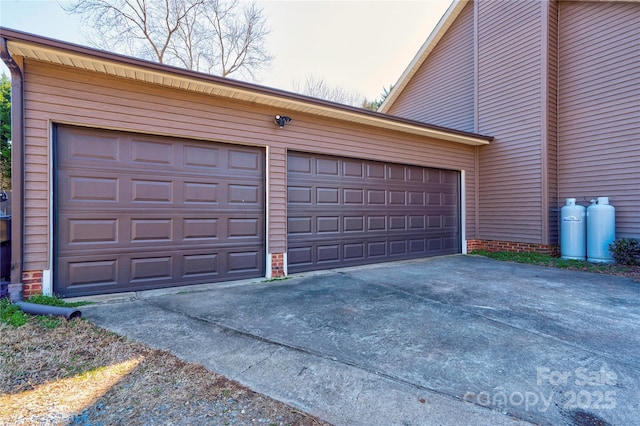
[294,75,365,107]
[64,0,272,79]
[169,0,271,78]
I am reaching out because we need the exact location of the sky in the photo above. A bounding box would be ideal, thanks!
[0,0,452,100]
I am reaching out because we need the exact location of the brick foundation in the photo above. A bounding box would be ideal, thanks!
[270,253,285,278]
[467,240,559,256]
[22,270,43,298]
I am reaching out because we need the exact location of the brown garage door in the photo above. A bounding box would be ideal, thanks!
[287,152,460,273]
[55,126,264,297]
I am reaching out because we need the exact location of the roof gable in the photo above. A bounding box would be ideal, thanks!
[380,0,469,113]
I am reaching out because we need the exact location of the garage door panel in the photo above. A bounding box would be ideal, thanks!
[317,245,340,263]
[368,190,386,204]
[343,161,364,177]
[59,245,265,296]
[288,186,312,203]
[344,243,365,260]
[288,247,312,265]
[228,149,261,171]
[407,167,425,181]
[131,219,172,242]
[368,216,386,231]
[67,175,120,202]
[66,259,119,287]
[368,241,387,257]
[227,251,262,274]
[287,152,460,272]
[287,154,312,173]
[68,219,118,244]
[288,217,313,234]
[63,132,120,163]
[56,126,265,297]
[183,253,219,277]
[288,212,459,236]
[59,212,262,251]
[183,218,219,240]
[131,256,173,281]
[228,184,261,204]
[183,182,219,204]
[131,179,173,203]
[367,163,386,179]
[316,158,340,175]
[131,139,173,166]
[183,144,220,169]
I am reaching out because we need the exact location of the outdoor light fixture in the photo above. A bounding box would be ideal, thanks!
[274,114,292,128]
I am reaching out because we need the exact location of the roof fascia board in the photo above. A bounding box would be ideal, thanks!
[1,26,490,146]
[380,0,469,113]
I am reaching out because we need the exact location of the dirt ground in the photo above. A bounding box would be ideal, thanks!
[0,318,330,426]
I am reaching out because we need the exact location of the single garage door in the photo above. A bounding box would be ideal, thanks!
[287,152,460,273]
[55,126,264,297]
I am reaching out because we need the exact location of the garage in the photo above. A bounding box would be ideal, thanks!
[55,126,265,297]
[287,152,460,273]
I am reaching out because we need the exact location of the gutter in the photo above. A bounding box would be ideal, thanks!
[0,37,24,299]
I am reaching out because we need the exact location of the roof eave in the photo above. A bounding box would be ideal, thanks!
[1,26,491,147]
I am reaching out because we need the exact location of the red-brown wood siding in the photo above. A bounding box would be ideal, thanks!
[477,0,545,243]
[387,2,475,132]
[20,60,477,273]
[557,1,640,238]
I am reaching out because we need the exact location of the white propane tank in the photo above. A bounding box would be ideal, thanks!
[587,197,615,263]
[560,198,586,260]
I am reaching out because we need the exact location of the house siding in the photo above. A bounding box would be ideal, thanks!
[546,0,559,244]
[386,1,475,132]
[557,1,640,238]
[476,0,545,243]
[20,60,478,273]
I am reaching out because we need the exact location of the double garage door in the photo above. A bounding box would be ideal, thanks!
[55,126,265,297]
[287,152,460,273]
[55,127,460,296]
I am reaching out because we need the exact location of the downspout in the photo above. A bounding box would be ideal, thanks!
[0,38,24,300]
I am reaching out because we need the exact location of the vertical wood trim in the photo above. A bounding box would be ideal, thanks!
[265,144,271,266]
[461,169,467,253]
[268,145,287,254]
[46,120,54,295]
[540,1,550,244]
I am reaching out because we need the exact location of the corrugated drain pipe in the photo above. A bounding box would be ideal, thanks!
[0,37,24,301]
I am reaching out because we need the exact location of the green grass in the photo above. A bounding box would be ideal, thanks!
[262,276,290,282]
[26,294,91,308]
[0,295,91,328]
[0,297,29,327]
[470,249,632,274]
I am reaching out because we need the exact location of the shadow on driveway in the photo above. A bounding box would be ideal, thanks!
[84,255,640,425]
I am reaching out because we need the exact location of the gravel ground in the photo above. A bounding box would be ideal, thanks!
[0,318,329,426]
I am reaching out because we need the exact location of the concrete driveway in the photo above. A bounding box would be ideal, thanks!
[83,255,640,425]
